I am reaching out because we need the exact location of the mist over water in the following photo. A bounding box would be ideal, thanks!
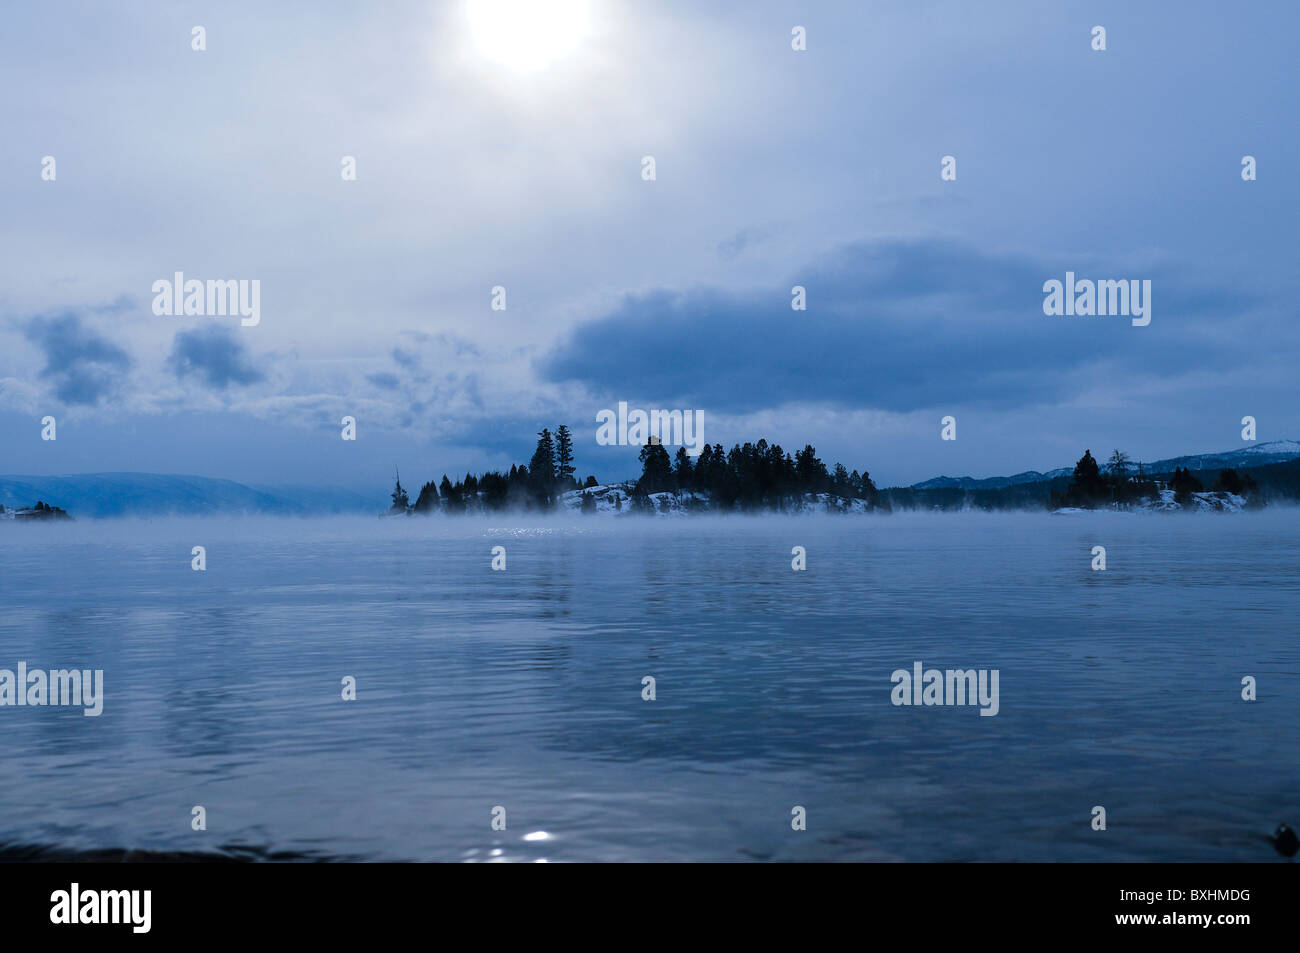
[1,511,1297,861]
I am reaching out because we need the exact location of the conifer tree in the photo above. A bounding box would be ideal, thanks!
[555,425,576,490]
[529,429,557,506]
[795,445,828,491]
[413,480,440,513]
[390,469,410,512]
[1064,450,1108,507]
[439,474,461,512]
[637,441,673,494]
[673,447,694,490]
[832,463,849,496]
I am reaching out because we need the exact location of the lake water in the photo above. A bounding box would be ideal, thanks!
[1,511,1297,862]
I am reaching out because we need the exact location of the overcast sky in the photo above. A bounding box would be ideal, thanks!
[2,0,1296,490]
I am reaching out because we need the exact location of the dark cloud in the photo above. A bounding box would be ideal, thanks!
[367,372,400,390]
[539,239,1260,414]
[23,312,132,405]
[168,326,263,389]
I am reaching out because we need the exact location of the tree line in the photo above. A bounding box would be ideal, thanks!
[626,439,879,512]
[388,425,589,514]
[390,426,880,514]
[390,436,1276,516]
[1050,448,1260,509]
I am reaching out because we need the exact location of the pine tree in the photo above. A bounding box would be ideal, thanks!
[859,470,879,504]
[390,469,410,512]
[673,447,694,491]
[695,444,712,490]
[1065,450,1108,507]
[555,425,576,490]
[795,445,828,492]
[439,474,461,512]
[832,463,849,497]
[507,464,532,508]
[529,429,557,507]
[1171,466,1203,504]
[637,441,673,494]
[413,480,440,513]
[1213,469,1242,494]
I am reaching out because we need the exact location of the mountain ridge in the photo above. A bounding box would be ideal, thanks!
[910,440,1300,490]
[0,472,383,517]
[3,440,1297,516]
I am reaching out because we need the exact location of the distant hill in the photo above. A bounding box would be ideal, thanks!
[909,440,1300,490]
[912,469,1072,491]
[1139,440,1300,474]
[0,473,383,518]
[884,441,1300,512]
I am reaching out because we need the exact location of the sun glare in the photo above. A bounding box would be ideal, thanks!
[468,0,591,73]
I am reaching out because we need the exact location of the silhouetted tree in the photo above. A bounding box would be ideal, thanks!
[507,464,532,508]
[1213,469,1243,495]
[390,470,409,512]
[1107,449,1132,484]
[1059,449,1109,508]
[795,445,829,492]
[405,427,889,516]
[439,474,462,512]
[693,444,712,490]
[673,447,694,490]
[529,428,557,507]
[856,470,880,504]
[637,441,673,494]
[1170,466,1203,504]
[555,425,576,491]
[831,463,850,496]
[413,480,440,513]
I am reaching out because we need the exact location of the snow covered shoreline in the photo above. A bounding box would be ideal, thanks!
[557,483,876,516]
[1052,489,1248,515]
[560,484,1252,517]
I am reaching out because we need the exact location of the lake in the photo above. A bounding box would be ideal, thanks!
[1,510,1297,861]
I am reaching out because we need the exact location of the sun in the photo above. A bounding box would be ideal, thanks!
[468,0,591,73]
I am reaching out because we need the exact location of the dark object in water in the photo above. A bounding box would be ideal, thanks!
[10,501,73,521]
[1269,823,1298,859]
